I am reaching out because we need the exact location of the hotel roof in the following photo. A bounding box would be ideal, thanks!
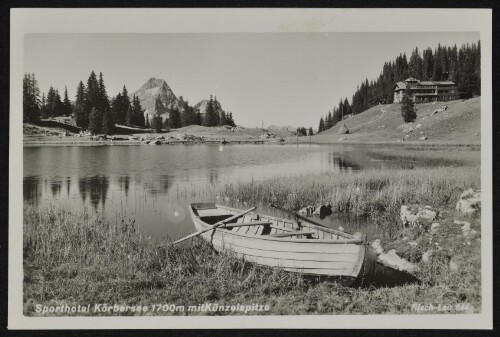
[394,79,457,91]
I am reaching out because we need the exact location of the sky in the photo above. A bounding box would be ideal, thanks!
[24,32,479,128]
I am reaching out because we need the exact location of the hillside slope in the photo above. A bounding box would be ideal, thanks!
[314,98,481,144]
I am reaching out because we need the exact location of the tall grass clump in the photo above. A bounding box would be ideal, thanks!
[222,166,480,219]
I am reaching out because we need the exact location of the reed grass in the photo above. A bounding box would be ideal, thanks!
[221,166,479,221]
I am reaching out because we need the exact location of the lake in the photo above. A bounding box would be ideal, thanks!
[23,143,459,240]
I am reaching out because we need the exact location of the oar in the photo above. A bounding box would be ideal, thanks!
[270,203,329,229]
[173,206,256,244]
[270,203,361,240]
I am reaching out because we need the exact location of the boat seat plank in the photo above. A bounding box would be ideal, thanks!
[268,231,316,238]
[255,217,268,236]
[224,221,272,229]
[269,220,278,234]
[318,228,324,239]
[236,215,251,234]
[240,215,255,235]
[249,215,264,236]
[277,221,287,234]
[233,216,248,234]
[270,224,293,233]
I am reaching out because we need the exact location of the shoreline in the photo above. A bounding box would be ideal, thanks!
[23,136,481,148]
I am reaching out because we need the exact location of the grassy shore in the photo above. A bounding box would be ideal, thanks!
[222,166,479,231]
[23,158,481,315]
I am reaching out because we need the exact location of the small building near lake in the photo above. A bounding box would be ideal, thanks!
[393,77,459,103]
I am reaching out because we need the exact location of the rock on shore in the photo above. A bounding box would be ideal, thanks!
[400,205,438,228]
[370,239,419,274]
[456,188,481,215]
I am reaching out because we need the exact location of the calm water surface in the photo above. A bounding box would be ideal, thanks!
[23,144,445,239]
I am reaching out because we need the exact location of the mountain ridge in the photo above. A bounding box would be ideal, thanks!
[132,78,227,121]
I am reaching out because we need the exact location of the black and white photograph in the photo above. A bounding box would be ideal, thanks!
[9,8,492,329]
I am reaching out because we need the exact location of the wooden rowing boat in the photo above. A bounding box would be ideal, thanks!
[189,203,367,281]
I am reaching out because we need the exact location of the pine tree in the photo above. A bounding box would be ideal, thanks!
[474,41,481,95]
[448,45,458,82]
[125,99,133,125]
[112,92,123,124]
[151,114,163,132]
[101,108,113,135]
[114,85,130,125]
[74,81,87,129]
[154,96,166,116]
[296,127,307,136]
[338,98,344,120]
[308,127,314,136]
[62,86,73,117]
[194,110,202,126]
[219,109,227,126]
[169,107,181,129]
[85,71,100,117]
[226,112,236,127]
[422,48,434,81]
[180,99,192,127]
[432,45,443,81]
[55,90,63,116]
[213,96,220,126]
[343,98,352,117]
[401,88,417,123]
[440,45,449,80]
[204,95,215,126]
[46,86,56,117]
[318,117,325,133]
[40,92,49,119]
[88,108,102,134]
[126,95,144,127]
[408,47,423,79]
[145,113,150,128]
[23,73,41,124]
[98,72,110,113]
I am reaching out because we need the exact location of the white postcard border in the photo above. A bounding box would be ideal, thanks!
[9,8,493,329]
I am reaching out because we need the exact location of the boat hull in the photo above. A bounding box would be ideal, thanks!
[189,205,366,279]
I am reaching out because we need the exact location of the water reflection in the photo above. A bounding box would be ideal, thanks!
[23,176,41,205]
[66,177,71,197]
[78,176,109,210]
[117,176,130,197]
[143,174,173,197]
[50,178,63,198]
[328,152,361,171]
[208,169,219,185]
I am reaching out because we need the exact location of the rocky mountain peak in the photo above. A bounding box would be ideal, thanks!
[142,78,169,90]
[132,78,179,120]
